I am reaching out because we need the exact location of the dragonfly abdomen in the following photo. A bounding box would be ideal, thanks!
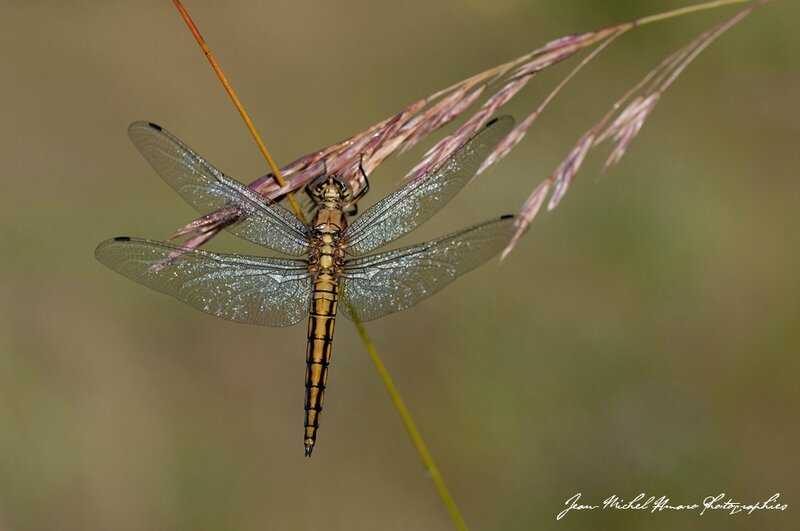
[304,271,339,457]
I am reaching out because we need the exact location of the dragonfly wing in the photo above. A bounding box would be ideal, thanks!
[343,116,513,256]
[128,121,310,256]
[96,237,312,327]
[340,215,513,322]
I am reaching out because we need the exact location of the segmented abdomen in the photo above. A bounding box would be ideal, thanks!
[303,271,338,457]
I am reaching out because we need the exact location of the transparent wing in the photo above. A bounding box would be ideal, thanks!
[128,121,310,256]
[343,115,514,256]
[95,237,312,327]
[340,215,514,321]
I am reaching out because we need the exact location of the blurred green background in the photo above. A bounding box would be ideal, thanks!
[0,1,797,529]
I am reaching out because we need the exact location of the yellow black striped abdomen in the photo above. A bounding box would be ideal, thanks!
[304,271,338,457]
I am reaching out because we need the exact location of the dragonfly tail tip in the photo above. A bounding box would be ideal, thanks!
[304,442,314,457]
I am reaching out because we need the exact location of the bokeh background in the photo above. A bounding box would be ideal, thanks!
[1,1,797,529]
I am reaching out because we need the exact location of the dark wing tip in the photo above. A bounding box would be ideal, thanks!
[127,121,162,137]
[95,236,134,260]
[485,114,515,129]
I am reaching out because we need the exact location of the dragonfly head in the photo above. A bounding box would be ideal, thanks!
[306,174,352,206]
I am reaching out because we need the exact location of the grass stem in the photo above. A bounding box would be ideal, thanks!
[351,312,468,531]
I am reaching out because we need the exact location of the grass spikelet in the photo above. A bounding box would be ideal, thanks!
[500,0,768,258]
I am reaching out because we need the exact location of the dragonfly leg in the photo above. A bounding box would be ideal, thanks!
[354,154,371,201]
[345,155,371,216]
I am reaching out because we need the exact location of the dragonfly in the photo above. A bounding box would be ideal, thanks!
[95,115,515,456]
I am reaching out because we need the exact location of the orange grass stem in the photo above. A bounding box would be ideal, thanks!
[172,0,306,223]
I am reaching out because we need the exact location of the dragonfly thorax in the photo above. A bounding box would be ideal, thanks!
[310,200,348,234]
[308,179,348,275]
